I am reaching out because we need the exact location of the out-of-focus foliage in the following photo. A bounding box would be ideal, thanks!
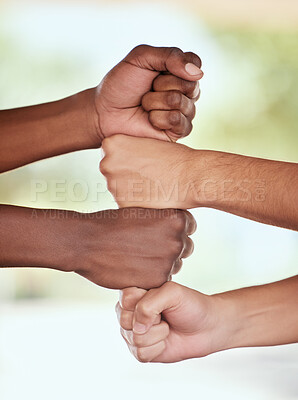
[191,29,298,161]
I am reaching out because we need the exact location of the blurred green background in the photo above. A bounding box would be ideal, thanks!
[0,1,297,399]
[0,0,297,301]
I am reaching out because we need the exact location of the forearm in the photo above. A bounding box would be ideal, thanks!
[0,205,77,271]
[0,88,100,172]
[192,150,298,230]
[214,276,298,350]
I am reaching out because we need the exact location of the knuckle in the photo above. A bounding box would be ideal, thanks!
[189,104,196,120]
[121,288,138,310]
[166,91,182,108]
[141,93,150,110]
[130,44,149,56]
[185,121,193,135]
[174,210,187,231]
[168,46,183,58]
[136,348,149,363]
[185,51,202,68]
[171,239,184,257]
[148,111,159,128]
[101,138,109,153]
[172,258,183,274]
[133,333,144,347]
[136,302,152,319]
[119,311,131,330]
[187,237,194,257]
[181,79,196,96]
[121,293,132,310]
[99,159,111,175]
[168,110,182,126]
[102,134,121,153]
[102,134,113,148]
[110,133,123,146]
[152,74,163,91]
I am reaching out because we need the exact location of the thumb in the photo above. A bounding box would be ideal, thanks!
[125,45,203,82]
[133,282,180,334]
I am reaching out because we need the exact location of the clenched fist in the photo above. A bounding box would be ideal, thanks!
[116,282,229,363]
[75,208,196,289]
[94,44,202,143]
[100,134,200,209]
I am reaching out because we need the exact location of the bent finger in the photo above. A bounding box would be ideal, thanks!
[142,91,195,118]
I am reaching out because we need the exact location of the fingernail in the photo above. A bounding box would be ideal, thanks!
[133,322,147,334]
[185,63,203,77]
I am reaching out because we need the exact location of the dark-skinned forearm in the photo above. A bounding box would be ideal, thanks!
[0,88,100,172]
[0,205,191,289]
[0,205,78,271]
[193,151,298,230]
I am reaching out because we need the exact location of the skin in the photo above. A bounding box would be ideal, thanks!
[100,135,298,231]
[116,277,298,363]
[0,45,202,173]
[0,205,196,289]
[0,45,202,289]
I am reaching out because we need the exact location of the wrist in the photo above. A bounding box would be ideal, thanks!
[209,291,246,352]
[211,286,274,351]
[72,87,102,148]
[195,292,244,355]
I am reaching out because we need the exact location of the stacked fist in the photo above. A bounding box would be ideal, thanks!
[95,45,206,362]
[2,42,297,365]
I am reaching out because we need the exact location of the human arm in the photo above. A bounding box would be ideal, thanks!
[0,45,202,173]
[116,276,298,363]
[100,135,298,231]
[0,89,99,172]
[0,205,195,289]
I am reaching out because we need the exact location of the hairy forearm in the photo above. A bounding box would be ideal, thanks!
[0,205,78,270]
[192,150,298,230]
[0,88,100,172]
[214,276,298,350]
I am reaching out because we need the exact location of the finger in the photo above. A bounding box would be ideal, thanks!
[121,320,169,347]
[115,302,134,330]
[125,45,203,81]
[171,258,183,275]
[181,237,194,259]
[132,282,181,334]
[183,210,197,235]
[149,110,192,137]
[119,287,147,311]
[153,74,200,99]
[116,300,161,330]
[127,341,166,363]
[142,91,196,118]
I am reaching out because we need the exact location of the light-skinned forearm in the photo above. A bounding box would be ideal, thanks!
[0,88,100,172]
[214,276,298,350]
[192,150,298,230]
